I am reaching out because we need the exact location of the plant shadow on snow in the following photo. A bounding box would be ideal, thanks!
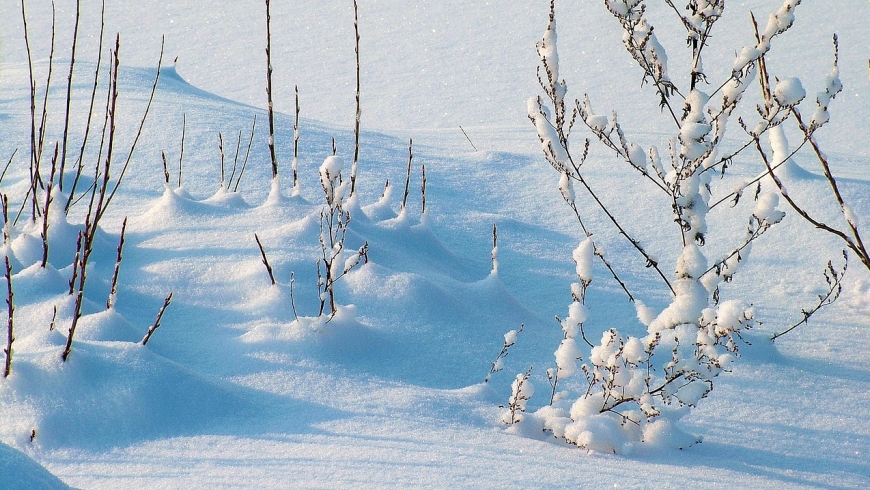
[674,436,870,489]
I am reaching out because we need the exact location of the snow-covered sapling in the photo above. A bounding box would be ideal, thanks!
[317,155,369,316]
[522,0,808,451]
[502,366,533,425]
[485,324,524,383]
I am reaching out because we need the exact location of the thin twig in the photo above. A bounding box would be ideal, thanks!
[106,217,127,309]
[460,126,478,152]
[401,138,412,211]
[254,233,276,286]
[3,256,13,378]
[141,292,173,345]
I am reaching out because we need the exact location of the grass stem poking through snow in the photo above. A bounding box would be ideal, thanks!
[49,305,57,332]
[179,114,186,188]
[107,217,128,310]
[234,115,257,192]
[264,0,279,180]
[459,126,478,152]
[1,196,9,246]
[293,85,300,192]
[491,223,498,274]
[254,234,277,286]
[229,130,242,190]
[219,132,226,189]
[290,271,299,322]
[401,139,413,212]
[421,164,427,215]
[161,151,170,184]
[3,256,13,378]
[141,292,173,346]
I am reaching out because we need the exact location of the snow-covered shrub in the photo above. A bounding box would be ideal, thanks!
[518,0,831,452]
[317,155,368,317]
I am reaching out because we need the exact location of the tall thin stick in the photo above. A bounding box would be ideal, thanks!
[178,113,186,188]
[107,217,127,309]
[229,130,242,189]
[401,138,413,211]
[218,132,226,189]
[234,115,257,192]
[289,271,299,321]
[254,233,276,286]
[35,3,58,206]
[41,144,59,268]
[59,0,82,192]
[491,223,498,273]
[350,0,361,195]
[421,164,427,215]
[3,256,13,378]
[67,0,106,212]
[141,292,172,345]
[293,85,300,190]
[265,0,279,179]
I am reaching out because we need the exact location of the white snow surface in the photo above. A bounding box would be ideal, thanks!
[0,0,869,488]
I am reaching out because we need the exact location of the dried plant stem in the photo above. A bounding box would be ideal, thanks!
[491,223,498,273]
[161,151,170,184]
[0,150,17,188]
[229,130,242,188]
[219,132,226,188]
[350,0,361,195]
[772,252,847,340]
[421,164,427,215]
[264,0,279,179]
[66,0,106,213]
[289,271,299,321]
[59,0,82,192]
[460,126,478,152]
[254,233,276,286]
[1,196,9,246]
[293,85,300,190]
[3,256,13,378]
[107,217,127,309]
[141,292,173,346]
[401,139,412,211]
[101,37,165,217]
[179,114,186,188]
[234,115,257,192]
[40,144,59,268]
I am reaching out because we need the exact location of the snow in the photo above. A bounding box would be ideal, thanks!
[0,0,869,488]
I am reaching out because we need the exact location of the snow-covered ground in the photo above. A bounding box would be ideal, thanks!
[0,0,869,488]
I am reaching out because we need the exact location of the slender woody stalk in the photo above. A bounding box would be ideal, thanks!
[265,0,279,179]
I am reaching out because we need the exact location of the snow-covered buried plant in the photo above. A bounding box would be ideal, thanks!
[512,0,840,453]
[317,155,368,317]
